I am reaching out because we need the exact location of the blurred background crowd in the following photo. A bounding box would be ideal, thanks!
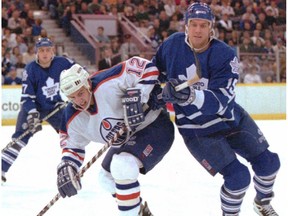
[2,0,286,85]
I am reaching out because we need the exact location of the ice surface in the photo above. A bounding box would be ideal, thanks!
[1,120,287,216]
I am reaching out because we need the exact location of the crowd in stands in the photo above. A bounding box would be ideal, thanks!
[2,0,286,85]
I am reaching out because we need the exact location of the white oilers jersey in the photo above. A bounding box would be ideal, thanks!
[59,57,161,166]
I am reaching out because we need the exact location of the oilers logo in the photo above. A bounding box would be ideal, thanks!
[100,118,127,146]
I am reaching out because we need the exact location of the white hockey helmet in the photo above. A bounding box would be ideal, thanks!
[60,64,90,97]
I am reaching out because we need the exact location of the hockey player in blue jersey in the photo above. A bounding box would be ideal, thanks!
[152,2,280,216]
[2,37,75,183]
[56,59,174,215]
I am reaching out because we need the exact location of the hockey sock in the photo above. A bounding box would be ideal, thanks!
[115,179,141,216]
[253,172,277,201]
[220,185,248,214]
[2,141,25,173]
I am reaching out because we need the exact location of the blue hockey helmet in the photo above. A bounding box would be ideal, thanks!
[35,37,53,49]
[185,2,215,26]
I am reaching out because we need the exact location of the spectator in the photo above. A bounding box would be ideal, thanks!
[217,13,233,34]
[108,5,118,17]
[257,12,270,30]
[16,35,28,54]
[10,46,21,65]
[7,9,22,33]
[158,10,170,32]
[94,26,110,43]
[243,65,263,83]
[164,0,176,17]
[2,28,17,49]
[239,38,254,53]
[3,66,22,85]
[20,3,30,19]
[253,38,266,53]
[265,0,279,18]
[123,5,137,23]
[265,7,277,28]
[210,0,222,20]
[78,2,92,14]
[15,54,26,69]
[26,9,35,27]
[135,3,149,23]
[22,44,36,64]
[250,30,265,45]
[98,46,121,70]
[147,0,161,20]
[61,4,77,36]
[88,0,100,14]
[2,7,9,28]
[272,38,286,53]
[146,26,162,50]
[32,18,43,37]
[119,34,140,61]
[110,36,120,55]
[220,0,235,16]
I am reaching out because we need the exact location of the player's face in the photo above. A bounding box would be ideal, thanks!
[187,19,210,49]
[68,86,91,109]
[37,46,54,65]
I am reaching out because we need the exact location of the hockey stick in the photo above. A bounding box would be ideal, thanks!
[36,126,127,216]
[175,48,202,92]
[1,102,68,153]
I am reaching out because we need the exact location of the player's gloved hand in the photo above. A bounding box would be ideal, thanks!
[147,84,166,110]
[57,160,82,198]
[122,88,145,132]
[27,111,42,133]
[162,78,195,106]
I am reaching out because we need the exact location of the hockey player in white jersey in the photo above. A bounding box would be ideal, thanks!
[153,2,280,216]
[56,57,174,215]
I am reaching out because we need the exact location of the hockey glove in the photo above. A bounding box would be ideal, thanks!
[162,78,196,106]
[57,160,82,198]
[122,88,145,132]
[147,84,166,110]
[27,111,42,133]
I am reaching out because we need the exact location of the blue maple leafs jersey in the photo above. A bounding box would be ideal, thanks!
[21,56,74,113]
[153,32,242,137]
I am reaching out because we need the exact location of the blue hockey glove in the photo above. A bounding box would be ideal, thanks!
[27,111,42,133]
[122,88,145,132]
[162,79,195,106]
[57,160,82,198]
[147,84,166,110]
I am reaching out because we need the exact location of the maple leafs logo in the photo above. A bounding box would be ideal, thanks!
[230,56,239,74]
[42,77,59,101]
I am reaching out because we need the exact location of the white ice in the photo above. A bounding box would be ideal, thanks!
[1,120,287,216]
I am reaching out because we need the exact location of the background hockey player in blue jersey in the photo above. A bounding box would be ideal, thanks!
[2,37,75,183]
[152,2,280,216]
[56,59,174,215]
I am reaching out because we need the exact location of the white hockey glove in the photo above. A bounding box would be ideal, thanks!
[27,111,42,133]
[57,160,82,198]
[162,78,196,106]
[122,88,145,132]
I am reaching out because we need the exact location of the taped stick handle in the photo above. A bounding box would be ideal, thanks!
[36,126,127,216]
[2,102,68,153]
[174,75,200,92]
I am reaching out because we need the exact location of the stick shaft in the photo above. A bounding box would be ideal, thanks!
[2,102,67,153]
[36,127,126,216]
